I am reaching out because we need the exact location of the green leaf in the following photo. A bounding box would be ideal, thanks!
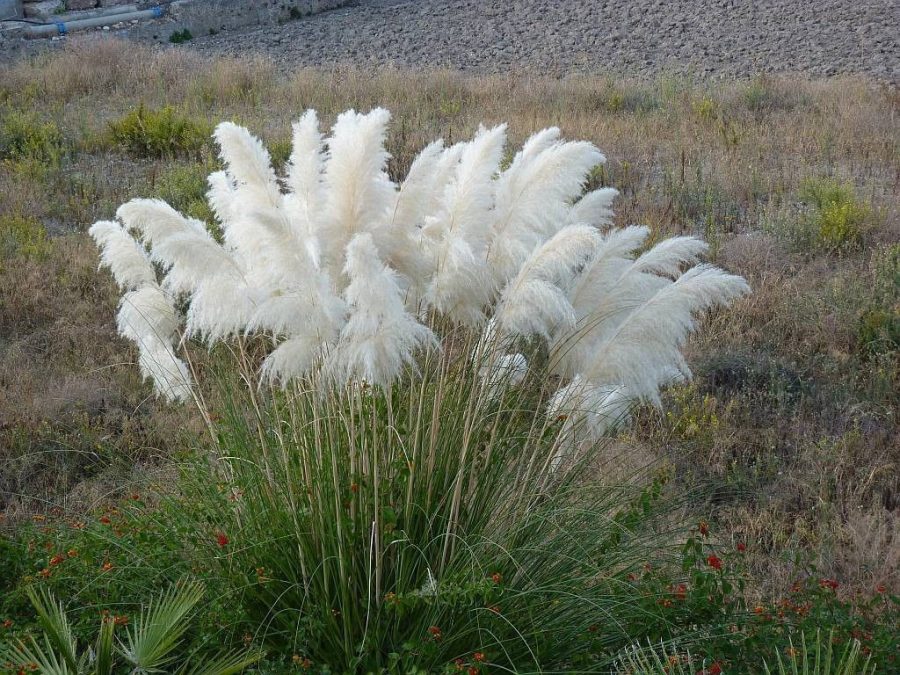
[119,579,205,672]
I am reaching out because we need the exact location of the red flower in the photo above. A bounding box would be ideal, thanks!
[113,615,129,626]
[736,542,746,552]
[698,521,709,537]
[67,549,78,558]
[473,652,486,662]
[490,572,502,584]
[487,605,501,615]
[696,663,723,675]
[1,619,12,629]
[38,568,51,579]
[101,561,113,572]
[672,583,687,601]
[49,554,65,567]
[706,555,723,571]
[99,516,111,525]
[467,668,479,675]
[428,625,442,641]
[819,578,839,591]
[875,584,886,594]
[215,531,229,548]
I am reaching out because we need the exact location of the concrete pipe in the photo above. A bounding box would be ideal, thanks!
[24,6,165,38]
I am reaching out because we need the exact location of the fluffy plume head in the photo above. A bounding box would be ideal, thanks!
[319,108,394,276]
[137,335,193,403]
[496,225,603,339]
[89,220,156,290]
[328,233,435,388]
[214,122,282,211]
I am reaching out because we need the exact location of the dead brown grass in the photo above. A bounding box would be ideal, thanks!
[1,39,897,599]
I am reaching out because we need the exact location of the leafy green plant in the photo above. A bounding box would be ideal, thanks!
[87,108,749,670]
[0,213,51,264]
[616,630,875,675]
[1,582,260,674]
[0,109,64,164]
[108,105,210,158]
[799,177,869,250]
[169,29,194,44]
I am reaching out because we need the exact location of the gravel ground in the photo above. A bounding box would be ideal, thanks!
[186,0,899,81]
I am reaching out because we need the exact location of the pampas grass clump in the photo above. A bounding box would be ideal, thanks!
[91,107,747,441]
[88,108,749,669]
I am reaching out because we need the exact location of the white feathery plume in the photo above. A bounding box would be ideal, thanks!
[214,122,283,211]
[423,124,507,324]
[328,234,435,388]
[284,110,326,264]
[286,109,325,213]
[116,284,178,344]
[206,171,239,237]
[137,335,193,403]
[480,352,528,399]
[319,108,395,276]
[90,108,750,422]
[117,199,241,296]
[496,225,603,340]
[547,376,632,471]
[89,220,156,290]
[260,335,324,384]
[568,187,619,228]
[580,264,750,404]
[630,235,708,278]
[375,139,445,285]
[488,136,604,288]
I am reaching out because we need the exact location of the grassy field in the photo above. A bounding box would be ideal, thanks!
[0,39,897,671]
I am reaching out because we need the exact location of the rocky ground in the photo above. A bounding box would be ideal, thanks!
[2,0,898,80]
[186,0,899,81]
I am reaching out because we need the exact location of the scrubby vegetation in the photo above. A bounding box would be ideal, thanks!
[0,41,896,672]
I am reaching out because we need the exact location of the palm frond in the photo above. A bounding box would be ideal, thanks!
[119,580,205,672]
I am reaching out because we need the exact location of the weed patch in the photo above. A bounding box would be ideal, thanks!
[108,105,211,158]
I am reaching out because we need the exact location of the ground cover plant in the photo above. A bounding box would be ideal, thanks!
[1,40,897,672]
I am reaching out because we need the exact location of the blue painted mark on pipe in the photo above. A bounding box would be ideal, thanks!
[56,22,66,35]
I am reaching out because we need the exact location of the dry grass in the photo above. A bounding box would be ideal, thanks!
[1,39,897,600]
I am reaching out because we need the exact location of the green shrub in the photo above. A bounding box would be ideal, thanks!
[108,105,211,158]
[169,28,194,44]
[0,213,51,264]
[799,177,869,250]
[0,109,64,164]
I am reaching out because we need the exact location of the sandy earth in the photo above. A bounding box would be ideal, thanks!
[187,0,899,80]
